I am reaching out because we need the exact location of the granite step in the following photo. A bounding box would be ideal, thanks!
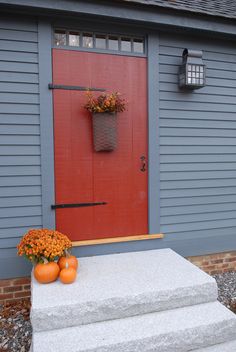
[31,301,236,352]
[194,340,236,351]
[31,248,217,332]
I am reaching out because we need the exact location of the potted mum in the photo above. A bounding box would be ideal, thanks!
[84,91,126,152]
[17,229,74,284]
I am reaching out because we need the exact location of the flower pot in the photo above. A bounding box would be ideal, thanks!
[92,112,118,152]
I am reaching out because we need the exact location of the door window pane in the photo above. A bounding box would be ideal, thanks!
[108,36,119,51]
[133,38,144,53]
[82,33,93,48]
[54,30,67,46]
[121,37,132,52]
[69,32,80,46]
[95,34,106,49]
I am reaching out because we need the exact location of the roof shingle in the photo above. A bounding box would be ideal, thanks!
[122,0,236,20]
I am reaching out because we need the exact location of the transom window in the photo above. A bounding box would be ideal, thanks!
[54,29,145,54]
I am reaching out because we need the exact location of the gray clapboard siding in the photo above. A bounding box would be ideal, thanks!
[0,15,42,278]
[0,196,42,208]
[159,33,236,250]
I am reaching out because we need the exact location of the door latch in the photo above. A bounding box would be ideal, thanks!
[140,156,146,172]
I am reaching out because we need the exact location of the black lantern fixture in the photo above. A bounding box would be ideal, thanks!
[179,48,206,89]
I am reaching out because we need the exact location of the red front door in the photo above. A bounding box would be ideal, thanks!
[52,49,148,241]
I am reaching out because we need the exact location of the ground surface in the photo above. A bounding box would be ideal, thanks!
[0,272,235,352]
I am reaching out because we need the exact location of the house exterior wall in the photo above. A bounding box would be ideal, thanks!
[0,14,41,278]
[0,11,236,280]
[159,32,236,254]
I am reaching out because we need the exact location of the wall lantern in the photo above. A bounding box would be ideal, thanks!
[179,48,206,89]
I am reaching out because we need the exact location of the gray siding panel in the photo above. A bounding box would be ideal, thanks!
[0,15,42,279]
[159,33,236,253]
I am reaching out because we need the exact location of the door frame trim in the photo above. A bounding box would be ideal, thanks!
[39,19,161,239]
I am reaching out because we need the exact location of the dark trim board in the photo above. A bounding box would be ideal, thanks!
[1,0,236,38]
[38,19,55,229]
[148,33,160,234]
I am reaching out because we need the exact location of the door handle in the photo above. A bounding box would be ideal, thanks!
[140,156,146,172]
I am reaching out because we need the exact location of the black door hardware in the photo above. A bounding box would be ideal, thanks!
[51,202,107,210]
[48,84,106,92]
[140,156,146,172]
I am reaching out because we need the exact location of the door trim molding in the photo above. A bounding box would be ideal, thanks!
[38,19,56,229]
[148,33,160,234]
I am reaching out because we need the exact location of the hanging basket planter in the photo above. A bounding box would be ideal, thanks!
[84,91,126,152]
[92,112,118,152]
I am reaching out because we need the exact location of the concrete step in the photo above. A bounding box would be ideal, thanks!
[194,340,236,351]
[32,301,236,352]
[31,248,217,332]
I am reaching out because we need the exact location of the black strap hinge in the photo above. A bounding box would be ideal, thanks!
[51,202,107,210]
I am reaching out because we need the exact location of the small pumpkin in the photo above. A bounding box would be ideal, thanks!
[58,255,78,270]
[34,262,60,284]
[59,262,77,284]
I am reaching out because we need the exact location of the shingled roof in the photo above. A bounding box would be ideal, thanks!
[122,0,236,20]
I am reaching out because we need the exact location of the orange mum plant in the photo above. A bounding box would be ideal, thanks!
[17,229,72,264]
[84,91,126,113]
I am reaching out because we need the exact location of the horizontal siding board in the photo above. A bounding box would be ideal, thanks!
[0,103,39,114]
[160,110,236,120]
[160,119,236,129]
[160,145,236,155]
[159,34,236,55]
[0,135,40,145]
[161,170,236,181]
[160,83,236,97]
[0,92,39,104]
[0,175,41,187]
[0,17,37,32]
[161,187,236,198]
[0,28,38,42]
[0,196,41,208]
[0,82,39,94]
[0,51,38,63]
[161,194,236,207]
[160,136,236,146]
[161,202,236,216]
[0,61,38,73]
[160,101,236,112]
[0,216,42,229]
[161,179,236,190]
[160,155,236,163]
[0,166,41,176]
[0,156,41,166]
[160,91,236,104]
[0,39,38,52]
[0,206,41,219]
[0,225,41,239]
[160,127,236,137]
[0,145,40,155]
[161,210,236,225]
[0,125,40,135]
[0,186,41,197]
[0,72,38,83]
[161,227,236,241]
[160,162,236,172]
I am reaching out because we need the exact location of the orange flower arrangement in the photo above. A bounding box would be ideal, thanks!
[84,91,126,113]
[17,229,72,264]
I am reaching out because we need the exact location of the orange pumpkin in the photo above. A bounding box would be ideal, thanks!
[59,263,77,284]
[34,262,60,284]
[58,255,78,270]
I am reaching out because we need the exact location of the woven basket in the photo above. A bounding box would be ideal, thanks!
[92,112,118,152]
